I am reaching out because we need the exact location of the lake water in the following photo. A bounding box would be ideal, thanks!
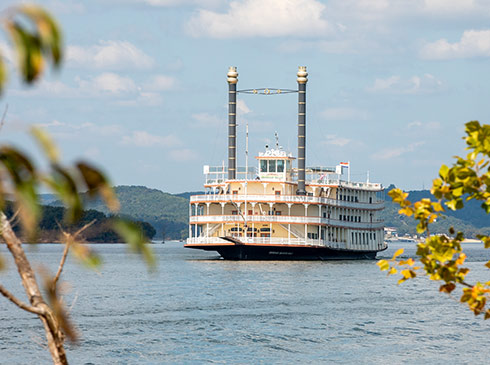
[1,242,489,364]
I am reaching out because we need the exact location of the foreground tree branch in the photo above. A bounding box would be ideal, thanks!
[0,283,45,315]
[1,212,68,364]
[378,121,490,319]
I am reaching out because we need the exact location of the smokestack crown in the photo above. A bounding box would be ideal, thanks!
[297,66,308,84]
[227,66,238,84]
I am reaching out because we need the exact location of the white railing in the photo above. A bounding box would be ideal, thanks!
[186,236,388,251]
[190,194,384,210]
[189,214,384,229]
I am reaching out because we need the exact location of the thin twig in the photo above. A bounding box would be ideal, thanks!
[0,284,45,315]
[74,219,96,237]
[0,103,8,132]
[8,208,20,225]
[52,219,97,288]
[68,291,78,313]
[52,238,71,288]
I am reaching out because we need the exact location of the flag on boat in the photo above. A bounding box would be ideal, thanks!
[336,161,350,175]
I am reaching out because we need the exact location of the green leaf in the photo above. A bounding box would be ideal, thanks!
[5,21,44,83]
[49,165,82,222]
[18,5,63,67]
[71,241,102,269]
[76,162,120,212]
[0,57,6,94]
[113,219,156,271]
[31,126,59,163]
[0,147,40,238]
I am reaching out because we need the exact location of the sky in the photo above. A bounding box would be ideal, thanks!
[1,0,490,193]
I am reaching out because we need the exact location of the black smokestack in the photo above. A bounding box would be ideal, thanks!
[227,66,238,180]
[296,66,308,195]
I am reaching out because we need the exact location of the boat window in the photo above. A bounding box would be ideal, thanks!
[260,160,267,172]
[260,227,271,232]
[286,160,291,171]
[277,160,284,172]
[268,160,276,172]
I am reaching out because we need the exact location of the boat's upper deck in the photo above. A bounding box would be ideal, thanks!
[202,165,382,192]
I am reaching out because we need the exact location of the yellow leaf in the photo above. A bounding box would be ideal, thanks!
[388,267,398,275]
[455,253,467,266]
[377,259,390,271]
[398,277,407,285]
[392,248,404,259]
[399,207,413,217]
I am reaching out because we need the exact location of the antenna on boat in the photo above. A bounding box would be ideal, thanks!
[245,122,249,235]
[275,131,279,149]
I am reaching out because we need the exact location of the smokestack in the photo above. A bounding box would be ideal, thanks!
[227,66,238,180]
[296,66,308,195]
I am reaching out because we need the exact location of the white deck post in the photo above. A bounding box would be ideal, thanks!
[304,204,308,242]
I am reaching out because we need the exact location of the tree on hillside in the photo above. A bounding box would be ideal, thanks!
[378,121,490,319]
[0,4,154,364]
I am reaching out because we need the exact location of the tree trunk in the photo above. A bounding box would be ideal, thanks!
[1,212,68,365]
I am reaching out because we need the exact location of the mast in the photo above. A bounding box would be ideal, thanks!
[296,66,308,195]
[244,123,248,236]
[227,67,238,180]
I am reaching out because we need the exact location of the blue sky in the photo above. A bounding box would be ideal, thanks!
[1,0,490,193]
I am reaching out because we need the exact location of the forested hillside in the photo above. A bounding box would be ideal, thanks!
[3,203,155,243]
[51,186,196,240]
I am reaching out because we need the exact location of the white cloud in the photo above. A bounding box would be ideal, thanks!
[170,148,198,161]
[191,113,223,127]
[321,107,368,121]
[35,120,123,138]
[88,73,137,94]
[121,131,181,147]
[0,41,14,66]
[67,40,154,70]
[38,120,66,128]
[371,141,425,160]
[186,0,329,38]
[423,0,475,14]
[144,75,177,91]
[324,134,351,147]
[236,99,251,115]
[406,121,441,130]
[420,30,490,60]
[11,79,77,97]
[116,92,164,107]
[46,0,85,14]
[367,74,443,94]
[84,147,101,159]
[135,0,223,6]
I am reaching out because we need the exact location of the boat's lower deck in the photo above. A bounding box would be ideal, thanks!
[185,243,381,260]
